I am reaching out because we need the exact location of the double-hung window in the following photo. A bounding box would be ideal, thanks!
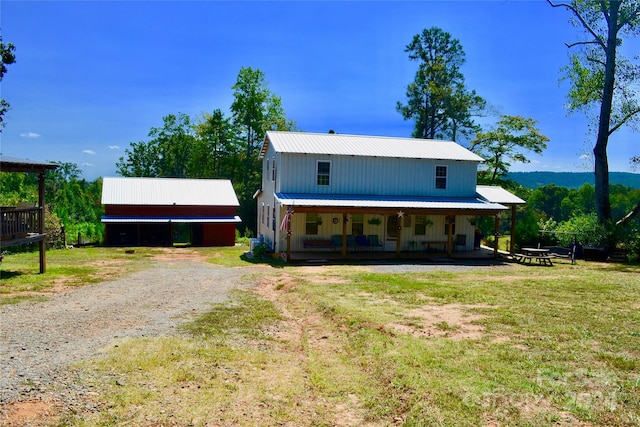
[435,165,447,190]
[317,161,331,186]
[306,213,319,235]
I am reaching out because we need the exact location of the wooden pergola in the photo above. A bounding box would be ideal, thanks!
[1,156,59,273]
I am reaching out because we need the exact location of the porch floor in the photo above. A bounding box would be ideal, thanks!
[288,245,502,264]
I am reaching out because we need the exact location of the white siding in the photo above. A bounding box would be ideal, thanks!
[278,154,478,197]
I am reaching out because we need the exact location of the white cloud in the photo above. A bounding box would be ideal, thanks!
[83,149,96,155]
[108,145,120,150]
[82,162,94,167]
[20,132,41,138]
[579,154,591,160]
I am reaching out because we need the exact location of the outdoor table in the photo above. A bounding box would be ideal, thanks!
[516,247,554,266]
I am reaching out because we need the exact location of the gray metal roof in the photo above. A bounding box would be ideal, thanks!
[275,192,506,211]
[476,185,526,205]
[101,177,240,206]
[261,131,484,162]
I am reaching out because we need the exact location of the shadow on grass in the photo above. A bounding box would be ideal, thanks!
[0,270,24,280]
[239,253,287,268]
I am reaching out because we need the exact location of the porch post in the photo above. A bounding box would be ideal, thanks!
[494,213,500,259]
[38,172,46,274]
[510,205,516,255]
[396,214,402,256]
[286,211,291,263]
[446,215,453,257]
[341,213,347,258]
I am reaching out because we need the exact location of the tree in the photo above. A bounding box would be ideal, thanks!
[397,27,485,142]
[470,115,549,185]
[116,113,197,178]
[548,0,640,223]
[230,67,295,234]
[0,35,16,129]
[194,109,241,179]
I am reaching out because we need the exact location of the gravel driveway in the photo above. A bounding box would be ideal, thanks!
[0,260,257,405]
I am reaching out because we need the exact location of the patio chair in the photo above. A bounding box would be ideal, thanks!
[346,235,356,251]
[331,234,343,250]
[367,235,383,251]
[355,235,369,251]
[454,234,467,251]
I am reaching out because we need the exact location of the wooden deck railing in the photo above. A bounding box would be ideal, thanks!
[0,207,42,240]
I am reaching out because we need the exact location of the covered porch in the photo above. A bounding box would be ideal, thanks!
[274,192,519,262]
[0,156,59,273]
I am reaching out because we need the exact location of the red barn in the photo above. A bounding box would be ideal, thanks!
[101,177,241,246]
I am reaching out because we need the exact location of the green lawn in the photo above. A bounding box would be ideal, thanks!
[2,247,638,426]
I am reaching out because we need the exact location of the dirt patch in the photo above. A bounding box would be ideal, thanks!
[150,247,210,262]
[0,399,61,426]
[389,303,492,340]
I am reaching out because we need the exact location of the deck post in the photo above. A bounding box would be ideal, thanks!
[38,173,46,274]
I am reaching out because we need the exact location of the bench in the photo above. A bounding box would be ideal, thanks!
[514,253,554,266]
[303,239,334,249]
[421,240,447,251]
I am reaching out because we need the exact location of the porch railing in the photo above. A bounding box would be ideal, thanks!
[0,207,42,240]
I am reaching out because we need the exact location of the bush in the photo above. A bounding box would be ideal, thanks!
[67,222,104,246]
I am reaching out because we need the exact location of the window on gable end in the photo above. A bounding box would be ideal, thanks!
[317,161,331,186]
[272,157,276,181]
[435,165,447,190]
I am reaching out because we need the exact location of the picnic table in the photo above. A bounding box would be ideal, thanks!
[515,247,554,266]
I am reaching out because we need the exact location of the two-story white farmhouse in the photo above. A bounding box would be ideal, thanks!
[255,131,524,260]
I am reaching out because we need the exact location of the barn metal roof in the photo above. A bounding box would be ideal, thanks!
[260,131,484,162]
[476,185,526,205]
[101,177,240,206]
[275,192,506,211]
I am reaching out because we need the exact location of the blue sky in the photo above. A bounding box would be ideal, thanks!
[1,0,638,181]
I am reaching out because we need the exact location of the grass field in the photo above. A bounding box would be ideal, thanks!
[1,246,639,426]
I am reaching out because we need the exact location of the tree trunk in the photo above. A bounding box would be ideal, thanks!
[593,2,620,223]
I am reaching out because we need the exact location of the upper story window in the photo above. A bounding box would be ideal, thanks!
[266,159,270,178]
[435,165,447,190]
[317,161,331,186]
[272,157,276,181]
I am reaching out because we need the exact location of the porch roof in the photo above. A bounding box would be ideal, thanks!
[476,185,526,205]
[274,192,506,211]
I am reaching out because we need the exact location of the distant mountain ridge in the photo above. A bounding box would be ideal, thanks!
[507,171,640,189]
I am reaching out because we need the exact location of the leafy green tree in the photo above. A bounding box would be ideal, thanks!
[548,0,640,223]
[116,140,161,177]
[0,35,16,129]
[230,67,295,234]
[470,115,549,185]
[117,113,197,178]
[194,109,241,179]
[397,27,485,142]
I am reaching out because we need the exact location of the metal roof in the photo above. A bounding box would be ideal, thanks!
[101,177,240,206]
[275,192,506,211]
[476,185,526,205]
[260,131,484,162]
[101,215,242,223]
[1,155,59,173]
